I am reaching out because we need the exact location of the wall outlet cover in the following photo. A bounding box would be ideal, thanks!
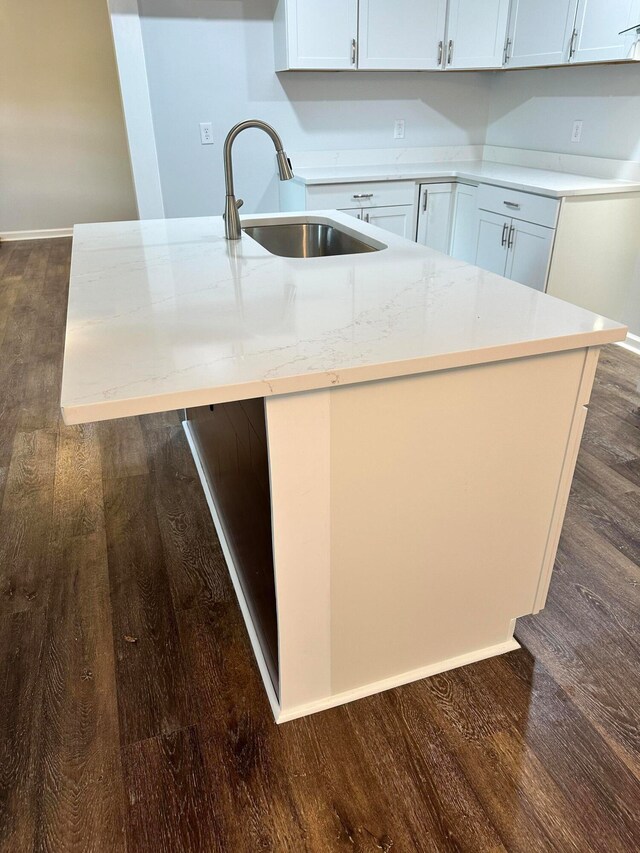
[394,120,405,140]
[200,122,214,145]
[571,120,583,143]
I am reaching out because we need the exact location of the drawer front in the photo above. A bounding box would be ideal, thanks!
[306,181,416,210]
[477,183,559,228]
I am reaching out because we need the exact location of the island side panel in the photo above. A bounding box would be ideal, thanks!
[328,348,591,696]
[266,347,593,719]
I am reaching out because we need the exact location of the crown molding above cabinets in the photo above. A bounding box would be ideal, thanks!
[274,0,640,72]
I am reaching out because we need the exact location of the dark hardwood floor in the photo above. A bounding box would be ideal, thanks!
[1,237,639,853]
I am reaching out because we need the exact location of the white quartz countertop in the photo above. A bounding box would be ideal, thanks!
[61,212,626,425]
[292,160,640,197]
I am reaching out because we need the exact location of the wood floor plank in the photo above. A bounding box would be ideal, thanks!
[0,430,57,617]
[102,473,196,746]
[121,725,223,853]
[0,609,46,852]
[53,423,104,541]
[33,531,127,853]
[98,417,149,481]
[143,422,231,611]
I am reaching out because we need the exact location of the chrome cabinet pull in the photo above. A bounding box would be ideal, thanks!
[352,193,373,200]
[508,224,515,249]
[503,37,511,65]
[447,39,454,65]
[365,212,370,223]
[503,200,521,209]
[351,38,357,65]
[438,40,443,66]
[423,190,428,213]
[501,222,509,247]
[569,28,578,59]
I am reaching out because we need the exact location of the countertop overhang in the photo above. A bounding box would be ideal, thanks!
[60,211,627,426]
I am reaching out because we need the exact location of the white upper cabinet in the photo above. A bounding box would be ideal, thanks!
[445,0,511,69]
[505,0,579,68]
[571,0,640,64]
[274,0,358,71]
[358,0,448,70]
[275,0,640,71]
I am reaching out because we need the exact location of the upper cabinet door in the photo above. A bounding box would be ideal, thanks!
[505,0,579,68]
[358,0,448,70]
[571,0,640,64]
[445,0,511,69]
[274,0,358,71]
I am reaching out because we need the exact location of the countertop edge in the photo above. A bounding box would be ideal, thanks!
[292,167,640,197]
[61,328,627,426]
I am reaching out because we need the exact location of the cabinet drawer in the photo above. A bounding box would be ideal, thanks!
[306,180,416,210]
[477,183,559,228]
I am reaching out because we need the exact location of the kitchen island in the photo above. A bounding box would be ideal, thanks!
[61,211,626,722]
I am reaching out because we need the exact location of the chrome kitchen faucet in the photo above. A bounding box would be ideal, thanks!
[223,120,294,240]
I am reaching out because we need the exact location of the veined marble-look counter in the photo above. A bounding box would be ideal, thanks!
[291,160,640,197]
[61,211,625,425]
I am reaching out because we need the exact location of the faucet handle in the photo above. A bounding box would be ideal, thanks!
[236,198,244,210]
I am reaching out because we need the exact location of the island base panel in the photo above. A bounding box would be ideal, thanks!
[185,346,599,722]
[266,346,599,721]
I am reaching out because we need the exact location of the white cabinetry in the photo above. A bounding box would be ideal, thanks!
[474,187,558,292]
[276,0,509,71]
[450,184,479,263]
[415,184,454,253]
[506,221,556,291]
[504,0,640,68]
[571,0,640,64]
[274,0,358,71]
[445,0,511,69]
[504,0,578,68]
[358,0,447,70]
[347,205,415,238]
[281,179,417,239]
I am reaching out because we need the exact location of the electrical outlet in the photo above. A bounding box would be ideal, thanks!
[571,120,583,143]
[199,122,214,145]
[394,119,405,140]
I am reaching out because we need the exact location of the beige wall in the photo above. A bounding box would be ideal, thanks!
[0,0,137,234]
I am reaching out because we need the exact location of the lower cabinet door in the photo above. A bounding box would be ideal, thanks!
[450,183,479,263]
[416,184,454,254]
[364,205,415,239]
[475,210,509,276]
[506,220,555,292]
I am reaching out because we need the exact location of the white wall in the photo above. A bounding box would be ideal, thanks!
[0,0,137,234]
[487,64,640,161]
[138,0,492,217]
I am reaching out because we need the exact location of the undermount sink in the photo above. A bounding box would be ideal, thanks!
[243,221,381,258]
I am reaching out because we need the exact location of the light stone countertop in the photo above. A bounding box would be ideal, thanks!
[60,211,626,425]
[292,160,640,197]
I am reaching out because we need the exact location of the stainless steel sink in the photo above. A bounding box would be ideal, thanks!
[243,221,381,258]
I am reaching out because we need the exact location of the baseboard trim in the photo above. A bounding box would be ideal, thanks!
[617,332,640,357]
[276,638,522,723]
[1,227,73,242]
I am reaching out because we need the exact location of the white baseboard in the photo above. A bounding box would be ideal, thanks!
[276,637,521,723]
[0,227,73,242]
[617,332,640,357]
